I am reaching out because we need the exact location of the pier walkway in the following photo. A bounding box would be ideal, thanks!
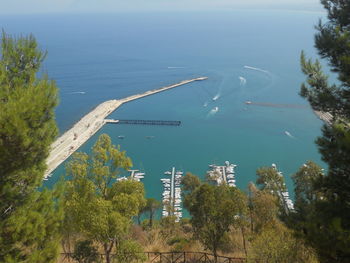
[45,77,207,178]
[106,119,181,126]
[161,167,183,222]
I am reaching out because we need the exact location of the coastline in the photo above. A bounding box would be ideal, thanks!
[313,110,333,125]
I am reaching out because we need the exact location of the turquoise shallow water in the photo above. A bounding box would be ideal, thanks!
[1,10,326,211]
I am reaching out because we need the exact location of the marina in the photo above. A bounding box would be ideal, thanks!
[116,169,146,182]
[161,167,183,222]
[271,164,294,213]
[44,77,208,179]
[207,161,237,187]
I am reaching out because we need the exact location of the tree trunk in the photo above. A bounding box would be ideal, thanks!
[137,214,141,225]
[104,242,114,263]
[149,210,154,227]
[240,226,248,259]
[213,246,218,263]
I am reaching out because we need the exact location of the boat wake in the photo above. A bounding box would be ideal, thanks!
[239,76,247,86]
[208,107,219,116]
[212,93,220,101]
[68,91,86,95]
[284,131,295,139]
[203,102,208,107]
[244,65,269,74]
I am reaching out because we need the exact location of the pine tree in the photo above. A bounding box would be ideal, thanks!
[0,32,63,262]
[184,183,247,260]
[300,1,350,261]
[64,134,146,263]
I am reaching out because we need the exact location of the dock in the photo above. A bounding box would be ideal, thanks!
[45,77,208,178]
[271,164,294,213]
[161,167,183,222]
[207,161,237,187]
[106,119,181,126]
[115,169,145,182]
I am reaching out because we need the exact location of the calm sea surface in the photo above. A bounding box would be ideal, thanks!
[1,10,326,208]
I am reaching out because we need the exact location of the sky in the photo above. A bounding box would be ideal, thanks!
[0,0,323,14]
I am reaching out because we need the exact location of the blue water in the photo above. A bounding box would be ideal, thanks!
[1,10,326,206]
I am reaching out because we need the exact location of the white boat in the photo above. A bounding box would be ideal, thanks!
[135,172,145,176]
[161,178,170,182]
[117,176,127,181]
[212,94,220,101]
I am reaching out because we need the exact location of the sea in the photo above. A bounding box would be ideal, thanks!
[0,10,327,211]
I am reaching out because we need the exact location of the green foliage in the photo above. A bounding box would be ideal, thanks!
[181,172,201,193]
[142,198,161,228]
[256,167,290,215]
[248,224,319,263]
[292,161,324,213]
[256,167,287,193]
[114,239,146,263]
[181,172,201,209]
[0,32,62,262]
[167,237,190,252]
[299,1,350,260]
[185,183,247,257]
[64,134,145,263]
[72,240,99,263]
[248,183,279,234]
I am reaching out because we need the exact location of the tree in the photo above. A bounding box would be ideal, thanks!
[72,240,99,263]
[247,184,319,262]
[181,172,201,193]
[0,32,63,262]
[256,167,290,215]
[114,239,146,263]
[248,183,279,234]
[64,134,146,263]
[300,1,350,260]
[248,223,319,263]
[144,198,161,228]
[184,183,247,260]
[292,161,324,214]
[181,172,201,209]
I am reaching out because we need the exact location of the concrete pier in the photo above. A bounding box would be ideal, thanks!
[107,119,181,126]
[45,77,208,178]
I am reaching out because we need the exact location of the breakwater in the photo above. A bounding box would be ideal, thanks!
[45,77,208,178]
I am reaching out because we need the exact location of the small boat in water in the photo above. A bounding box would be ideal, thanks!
[118,135,125,139]
[212,94,220,101]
